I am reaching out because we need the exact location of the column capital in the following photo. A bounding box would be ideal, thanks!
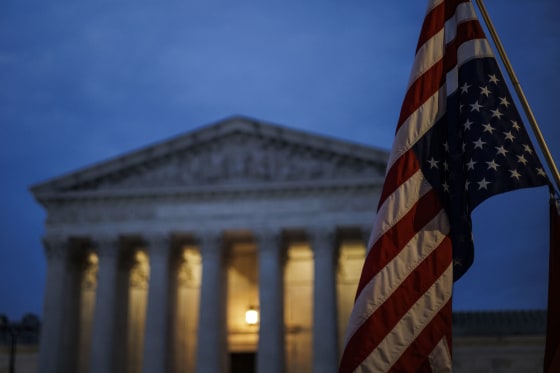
[42,235,69,261]
[91,235,120,258]
[144,232,170,246]
[197,231,224,259]
[308,227,337,255]
[144,233,171,258]
[254,229,283,252]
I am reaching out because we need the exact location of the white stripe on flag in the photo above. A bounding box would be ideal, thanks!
[386,88,446,171]
[358,264,453,372]
[408,29,445,88]
[428,337,452,373]
[444,1,478,44]
[344,209,450,346]
[369,173,432,250]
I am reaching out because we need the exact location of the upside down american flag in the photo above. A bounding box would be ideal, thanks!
[338,0,551,372]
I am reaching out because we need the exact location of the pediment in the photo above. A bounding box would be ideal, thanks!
[31,116,389,200]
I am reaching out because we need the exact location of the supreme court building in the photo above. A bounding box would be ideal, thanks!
[31,116,389,373]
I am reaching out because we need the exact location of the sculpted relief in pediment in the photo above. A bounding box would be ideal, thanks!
[70,132,384,192]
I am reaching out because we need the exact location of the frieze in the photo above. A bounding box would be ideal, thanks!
[43,183,378,226]
[45,199,155,225]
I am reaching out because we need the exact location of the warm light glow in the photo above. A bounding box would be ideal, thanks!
[245,307,259,325]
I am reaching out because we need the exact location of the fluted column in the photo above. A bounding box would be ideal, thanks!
[256,230,285,373]
[311,228,339,373]
[90,236,120,373]
[38,235,70,373]
[196,232,227,373]
[142,233,172,373]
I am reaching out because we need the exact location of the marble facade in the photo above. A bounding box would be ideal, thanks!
[31,116,388,373]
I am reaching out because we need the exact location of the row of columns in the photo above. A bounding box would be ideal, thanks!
[39,228,355,373]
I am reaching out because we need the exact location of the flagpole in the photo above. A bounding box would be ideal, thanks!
[474,0,560,193]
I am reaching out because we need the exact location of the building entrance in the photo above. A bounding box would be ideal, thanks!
[230,352,256,373]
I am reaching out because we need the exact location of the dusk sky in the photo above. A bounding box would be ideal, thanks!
[0,0,558,320]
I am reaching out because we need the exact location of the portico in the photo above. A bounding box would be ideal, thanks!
[31,116,388,373]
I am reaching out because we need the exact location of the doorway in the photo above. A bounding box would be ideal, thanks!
[230,352,256,373]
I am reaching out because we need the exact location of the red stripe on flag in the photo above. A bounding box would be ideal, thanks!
[378,150,421,211]
[356,188,443,299]
[398,5,488,134]
[444,0,470,20]
[340,236,452,372]
[396,60,445,133]
[390,300,453,373]
[415,2,446,53]
[443,20,486,72]
[340,1,549,372]
[415,0,471,53]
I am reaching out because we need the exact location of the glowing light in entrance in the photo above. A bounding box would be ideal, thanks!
[245,307,259,326]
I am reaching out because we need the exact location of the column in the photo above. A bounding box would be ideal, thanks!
[195,232,227,373]
[142,234,171,373]
[256,230,285,373]
[311,228,339,373]
[38,235,69,373]
[60,246,83,373]
[89,236,120,373]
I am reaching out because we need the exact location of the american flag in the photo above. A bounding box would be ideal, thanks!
[339,0,549,372]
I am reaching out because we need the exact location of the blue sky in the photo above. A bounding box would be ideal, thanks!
[0,0,558,320]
